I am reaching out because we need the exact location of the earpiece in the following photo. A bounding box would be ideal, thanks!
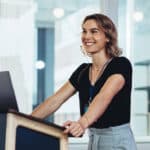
[106,39,109,42]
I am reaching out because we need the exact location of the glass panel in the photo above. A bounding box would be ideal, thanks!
[132,0,150,136]
[118,0,150,137]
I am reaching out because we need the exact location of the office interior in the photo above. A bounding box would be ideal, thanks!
[0,0,150,149]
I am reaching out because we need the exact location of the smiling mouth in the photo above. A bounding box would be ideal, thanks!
[84,42,96,46]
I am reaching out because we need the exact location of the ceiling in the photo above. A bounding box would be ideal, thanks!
[0,0,149,31]
[34,0,150,31]
[34,0,100,26]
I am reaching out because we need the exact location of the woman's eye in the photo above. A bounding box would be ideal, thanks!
[91,30,99,33]
[82,30,86,34]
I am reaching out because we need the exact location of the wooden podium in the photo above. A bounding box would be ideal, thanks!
[0,111,68,150]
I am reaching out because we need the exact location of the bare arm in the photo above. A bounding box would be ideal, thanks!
[31,81,76,119]
[64,74,125,136]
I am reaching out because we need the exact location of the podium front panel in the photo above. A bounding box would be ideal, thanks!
[16,126,60,150]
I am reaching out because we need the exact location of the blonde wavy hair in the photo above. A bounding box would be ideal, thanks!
[82,13,122,57]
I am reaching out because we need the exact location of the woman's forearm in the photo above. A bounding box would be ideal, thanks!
[78,93,110,129]
[31,81,76,119]
[31,95,62,119]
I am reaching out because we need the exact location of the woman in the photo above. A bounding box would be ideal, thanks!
[31,13,137,150]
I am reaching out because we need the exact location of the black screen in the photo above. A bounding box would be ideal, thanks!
[16,126,60,150]
[0,71,18,112]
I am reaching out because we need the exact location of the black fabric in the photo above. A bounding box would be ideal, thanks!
[69,57,132,128]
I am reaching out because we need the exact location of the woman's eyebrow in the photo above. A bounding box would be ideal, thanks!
[90,28,99,30]
[82,27,99,30]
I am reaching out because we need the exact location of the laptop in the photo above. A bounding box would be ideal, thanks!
[0,71,19,112]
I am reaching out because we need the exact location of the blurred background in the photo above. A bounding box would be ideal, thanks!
[0,0,150,149]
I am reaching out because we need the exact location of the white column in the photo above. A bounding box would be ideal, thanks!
[100,0,118,27]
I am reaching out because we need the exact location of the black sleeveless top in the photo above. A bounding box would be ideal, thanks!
[69,56,132,128]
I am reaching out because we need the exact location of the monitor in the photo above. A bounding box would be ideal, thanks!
[0,71,18,112]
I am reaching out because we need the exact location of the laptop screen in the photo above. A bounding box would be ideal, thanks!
[0,71,19,112]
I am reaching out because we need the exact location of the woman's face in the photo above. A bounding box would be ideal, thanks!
[81,19,108,54]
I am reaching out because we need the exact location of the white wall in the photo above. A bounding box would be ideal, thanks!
[0,1,37,113]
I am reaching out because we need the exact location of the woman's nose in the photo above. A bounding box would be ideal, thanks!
[83,32,92,39]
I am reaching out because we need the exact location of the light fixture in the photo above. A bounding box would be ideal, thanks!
[53,8,64,18]
[133,11,144,22]
[35,60,45,70]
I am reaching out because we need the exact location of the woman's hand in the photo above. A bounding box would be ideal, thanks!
[63,120,85,137]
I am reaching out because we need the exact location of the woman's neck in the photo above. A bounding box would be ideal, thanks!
[91,52,110,70]
[90,52,111,85]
